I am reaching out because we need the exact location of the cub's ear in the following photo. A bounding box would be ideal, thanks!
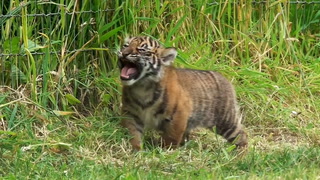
[124,36,132,44]
[160,47,177,66]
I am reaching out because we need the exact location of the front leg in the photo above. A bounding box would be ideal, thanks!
[121,118,143,151]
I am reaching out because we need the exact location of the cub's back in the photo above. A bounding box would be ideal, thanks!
[175,68,238,131]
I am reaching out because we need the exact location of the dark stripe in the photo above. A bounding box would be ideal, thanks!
[223,124,237,139]
[145,56,161,77]
[227,130,244,144]
[136,124,144,133]
[154,88,168,116]
[220,99,230,125]
[125,111,144,133]
[207,71,226,126]
[208,71,220,92]
[145,72,153,77]
[150,55,160,71]
[228,136,236,143]
[130,95,145,109]
[155,56,161,71]
[153,39,157,47]
[122,92,131,104]
[216,122,231,136]
[142,43,148,48]
[152,55,156,64]
[130,83,162,109]
[155,40,160,48]
[193,71,209,124]
[124,111,141,124]
[145,84,162,107]
[148,37,152,46]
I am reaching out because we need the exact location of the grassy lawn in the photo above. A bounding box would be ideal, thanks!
[1,0,320,179]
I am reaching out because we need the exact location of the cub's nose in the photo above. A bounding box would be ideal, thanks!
[122,51,130,57]
[122,47,134,57]
[122,50,130,57]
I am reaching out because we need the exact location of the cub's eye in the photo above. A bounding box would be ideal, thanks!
[123,44,129,48]
[144,52,152,56]
[137,48,146,52]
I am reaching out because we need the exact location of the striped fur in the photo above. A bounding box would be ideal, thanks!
[118,36,247,151]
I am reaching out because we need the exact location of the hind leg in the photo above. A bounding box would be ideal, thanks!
[228,129,247,147]
[160,122,186,148]
[160,114,188,149]
[216,123,248,148]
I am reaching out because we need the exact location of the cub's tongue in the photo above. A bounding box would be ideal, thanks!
[121,65,137,79]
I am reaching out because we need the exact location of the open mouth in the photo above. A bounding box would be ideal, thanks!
[119,59,141,81]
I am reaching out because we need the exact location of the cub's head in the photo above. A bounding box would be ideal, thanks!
[118,36,177,86]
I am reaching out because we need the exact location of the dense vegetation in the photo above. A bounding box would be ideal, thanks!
[1,0,320,179]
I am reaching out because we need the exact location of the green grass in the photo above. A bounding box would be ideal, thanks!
[1,0,320,179]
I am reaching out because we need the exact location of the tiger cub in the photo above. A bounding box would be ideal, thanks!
[118,36,247,151]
